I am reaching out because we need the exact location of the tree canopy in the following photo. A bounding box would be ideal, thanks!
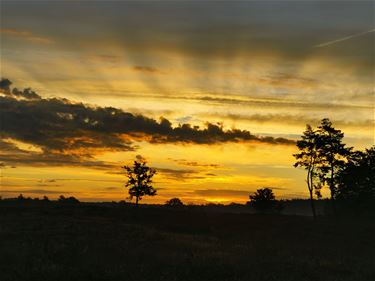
[294,118,373,216]
[123,158,157,206]
[248,188,277,213]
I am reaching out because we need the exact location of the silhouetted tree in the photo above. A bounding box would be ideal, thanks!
[123,158,157,206]
[315,118,351,201]
[58,195,80,204]
[165,197,184,207]
[248,188,276,213]
[336,146,375,211]
[293,125,320,219]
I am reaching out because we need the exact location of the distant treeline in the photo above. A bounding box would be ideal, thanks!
[0,194,352,217]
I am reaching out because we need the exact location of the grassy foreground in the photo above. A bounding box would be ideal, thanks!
[0,203,374,281]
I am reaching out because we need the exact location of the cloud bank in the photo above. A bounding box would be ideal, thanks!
[1,79,293,148]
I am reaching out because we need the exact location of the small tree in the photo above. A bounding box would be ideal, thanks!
[123,158,157,206]
[294,125,320,219]
[249,188,276,213]
[165,197,184,207]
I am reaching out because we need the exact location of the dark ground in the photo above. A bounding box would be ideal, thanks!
[0,202,374,281]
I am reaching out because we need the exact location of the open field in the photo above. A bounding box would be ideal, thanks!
[1,202,374,281]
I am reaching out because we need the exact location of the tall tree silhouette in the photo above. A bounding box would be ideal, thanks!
[123,158,157,206]
[294,125,320,219]
[316,118,351,201]
[336,146,375,211]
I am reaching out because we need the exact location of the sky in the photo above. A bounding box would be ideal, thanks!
[0,0,374,204]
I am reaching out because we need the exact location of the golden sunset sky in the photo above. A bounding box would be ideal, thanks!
[1,1,374,204]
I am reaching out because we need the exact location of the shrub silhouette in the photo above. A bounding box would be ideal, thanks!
[248,188,277,213]
[165,198,184,207]
[58,195,80,204]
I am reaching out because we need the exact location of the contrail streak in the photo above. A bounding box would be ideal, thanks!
[314,28,375,48]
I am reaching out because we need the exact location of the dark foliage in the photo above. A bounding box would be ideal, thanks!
[58,195,80,204]
[248,188,278,213]
[315,118,352,200]
[165,197,184,207]
[336,146,375,212]
[123,159,157,206]
[294,119,352,217]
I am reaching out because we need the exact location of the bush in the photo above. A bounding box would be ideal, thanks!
[248,188,278,213]
[165,198,184,207]
[58,195,80,204]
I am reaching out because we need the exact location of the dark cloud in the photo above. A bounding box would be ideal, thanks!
[88,54,121,64]
[0,138,118,170]
[0,189,69,195]
[0,78,12,92]
[46,178,122,183]
[2,1,373,76]
[0,78,41,99]
[157,168,203,181]
[0,148,117,170]
[202,112,374,128]
[168,158,221,168]
[258,73,318,88]
[0,79,297,169]
[10,88,41,100]
[133,66,160,73]
[0,79,294,157]
[196,95,372,111]
[36,183,61,187]
[0,28,54,44]
[104,187,119,191]
[84,91,373,111]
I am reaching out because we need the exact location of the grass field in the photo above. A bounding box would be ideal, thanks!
[0,202,374,281]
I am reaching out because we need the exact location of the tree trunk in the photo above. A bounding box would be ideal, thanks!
[135,196,139,207]
[309,189,317,220]
[307,166,316,220]
[330,165,335,200]
[330,164,336,215]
